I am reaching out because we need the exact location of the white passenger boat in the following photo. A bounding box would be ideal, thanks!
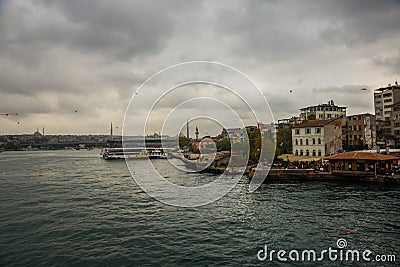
[101,147,169,160]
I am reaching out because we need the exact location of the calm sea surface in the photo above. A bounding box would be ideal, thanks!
[0,150,399,266]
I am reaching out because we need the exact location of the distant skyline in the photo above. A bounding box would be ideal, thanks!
[1,0,400,135]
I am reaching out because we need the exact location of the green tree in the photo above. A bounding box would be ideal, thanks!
[247,128,261,163]
[275,126,292,156]
[216,139,231,151]
[179,134,189,149]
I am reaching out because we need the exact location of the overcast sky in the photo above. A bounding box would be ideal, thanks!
[0,0,400,135]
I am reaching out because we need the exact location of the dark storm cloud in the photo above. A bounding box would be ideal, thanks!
[0,0,400,134]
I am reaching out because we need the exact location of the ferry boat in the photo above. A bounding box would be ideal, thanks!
[101,147,168,160]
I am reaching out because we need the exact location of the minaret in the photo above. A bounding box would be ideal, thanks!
[195,126,199,140]
[186,119,190,147]
[186,120,190,139]
[110,122,113,141]
[42,127,45,136]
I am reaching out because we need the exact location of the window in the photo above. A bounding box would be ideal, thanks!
[306,150,309,156]
[295,150,298,155]
[306,139,309,145]
[318,138,321,144]
[295,139,298,145]
[315,128,321,134]
[327,114,332,118]
[357,162,365,171]
[312,150,316,156]
[348,162,352,170]
[383,93,392,98]
[300,150,303,156]
[318,150,322,156]
[312,138,315,145]
[295,129,300,135]
[300,139,303,145]
[306,128,311,134]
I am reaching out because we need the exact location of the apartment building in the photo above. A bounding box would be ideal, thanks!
[374,81,400,121]
[292,118,342,157]
[299,100,347,121]
[345,113,376,150]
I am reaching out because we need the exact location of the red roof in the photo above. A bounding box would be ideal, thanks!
[326,152,399,161]
[293,118,342,128]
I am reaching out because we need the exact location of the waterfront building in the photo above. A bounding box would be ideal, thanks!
[292,118,342,157]
[299,100,347,121]
[326,151,398,174]
[374,81,400,121]
[345,113,376,150]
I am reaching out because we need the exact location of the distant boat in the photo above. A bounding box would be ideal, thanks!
[101,147,169,160]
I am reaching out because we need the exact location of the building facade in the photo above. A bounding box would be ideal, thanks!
[391,101,400,148]
[292,118,342,157]
[345,113,376,150]
[374,81,400,121]
[299,100,347,121]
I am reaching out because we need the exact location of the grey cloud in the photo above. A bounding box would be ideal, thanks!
[373,52,400,75]
[313,85,371,94]
[1,0,400,134]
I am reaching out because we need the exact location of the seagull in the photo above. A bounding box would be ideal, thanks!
[361,88,367,91]
[74,109,79,113]
[290,90,293,93]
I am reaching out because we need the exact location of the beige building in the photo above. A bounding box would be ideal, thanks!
[292,118,342,157]
[299,100,347,121]
[345,113,376,150]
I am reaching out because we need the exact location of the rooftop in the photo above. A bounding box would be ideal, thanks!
[326,152,399,161]
[299,100,347,110]
[293,118,342,128]
[374,82,400,92]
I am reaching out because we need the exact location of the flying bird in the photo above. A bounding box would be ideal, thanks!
[74,109,79,113]
[290,90,293,93]
[361,88,367,91]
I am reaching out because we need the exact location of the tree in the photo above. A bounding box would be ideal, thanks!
[178,133,189,149]
[216,139,231,151]
[247,128,261,163]
[275,126,292,156]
